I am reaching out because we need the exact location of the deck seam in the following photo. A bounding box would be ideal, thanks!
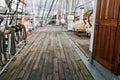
[63,32,106,80]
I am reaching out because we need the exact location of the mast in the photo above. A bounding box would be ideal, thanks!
[37,0,42,17]
[68,0,73,15]
[41,0,48,26]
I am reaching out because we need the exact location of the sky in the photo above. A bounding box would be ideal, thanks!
[25,0,88,17]
[26,0,94,10]
[0,0,94,17]
[26,0,60,17]
[26,0,59,12]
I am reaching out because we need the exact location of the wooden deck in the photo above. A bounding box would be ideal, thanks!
[67,32,90,57]
[0,26,94,80]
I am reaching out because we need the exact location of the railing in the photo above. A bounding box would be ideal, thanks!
[0,28,24,75]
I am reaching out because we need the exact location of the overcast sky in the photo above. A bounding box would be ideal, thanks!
[25,0,93,17]
[0,0,93,17]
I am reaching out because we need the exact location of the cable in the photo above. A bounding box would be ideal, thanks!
[73,0,79,15]
[41,0,48,26]
[37,0,42,17]
[49,0,58,18]
[9,0,20,25]
[72,0,75,12]
[4,0,13,31]
[44,0,51,17]
[66,0,68,14]
[47,0,55,18]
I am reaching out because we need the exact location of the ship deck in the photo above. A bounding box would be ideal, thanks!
[0,26,94,80]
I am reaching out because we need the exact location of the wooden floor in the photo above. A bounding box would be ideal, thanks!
[67,32,90,57]
[0,25,94,80]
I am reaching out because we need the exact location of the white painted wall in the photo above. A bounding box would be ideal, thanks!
[89,0,97,52]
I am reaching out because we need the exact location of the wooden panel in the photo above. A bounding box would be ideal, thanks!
[98,20,117,27]
[104,28,110,60]
[93,27,98,58]
[100,27,107,59]
[100,0,106,19]
[95,56,112,70]
[108,0,115,19]
[113,9,120,73]
[113,0,120,19]
[107,27,116,62]
[96,26,102,58]
[105,0,110,19]
[96,0,102,19]
[93,0,120,74]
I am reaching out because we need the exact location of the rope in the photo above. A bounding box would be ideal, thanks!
[73,0,79,14]
[47,0,55,18]
[9,0,20,25]
[49,0,58,18]
[37,0,42,17]
[41,0,48,26]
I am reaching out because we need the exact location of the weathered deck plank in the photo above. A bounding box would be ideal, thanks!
[60,34,84,80]
[0,26,94,80]
[66,32,90,57]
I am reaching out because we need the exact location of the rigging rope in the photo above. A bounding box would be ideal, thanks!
[49,0,58,18]
[73,0,79,15]
[42,0,48,17]
[47,0,55,18]
[66,0,68,15]
[44,0,51,17]
[41,0,48,26]
[9,0,20,25]
[37,0,42,17]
